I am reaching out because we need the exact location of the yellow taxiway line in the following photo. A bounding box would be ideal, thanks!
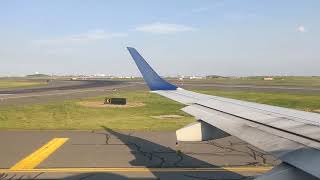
[1,167,272,173]
[10,138,69,170]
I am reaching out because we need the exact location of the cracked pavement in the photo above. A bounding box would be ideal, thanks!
[0,130,279,179]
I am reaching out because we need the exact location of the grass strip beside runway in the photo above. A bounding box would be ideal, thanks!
[0,90,319,130]
[0,80,47,89]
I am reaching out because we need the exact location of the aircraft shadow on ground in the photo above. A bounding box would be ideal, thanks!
[58,127,250,180]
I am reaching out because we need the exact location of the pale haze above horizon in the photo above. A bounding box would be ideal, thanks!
[0,0,319,77]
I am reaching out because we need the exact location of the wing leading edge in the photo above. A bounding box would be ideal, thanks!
[127,47,320,179]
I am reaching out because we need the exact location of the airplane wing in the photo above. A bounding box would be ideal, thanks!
[127,47,320,180]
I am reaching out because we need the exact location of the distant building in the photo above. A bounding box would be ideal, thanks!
[118,76,134,79]
[189,75,204,80]
[125,76,134,79]
[93,74,106,77]
[26,73,50,78]
[177,75,185,81]
[206,75,222,79]
[263,77,274,81]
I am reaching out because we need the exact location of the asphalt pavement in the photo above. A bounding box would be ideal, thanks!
[0,130,278,179]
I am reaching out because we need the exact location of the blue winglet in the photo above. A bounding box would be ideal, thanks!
[127,47,177,91]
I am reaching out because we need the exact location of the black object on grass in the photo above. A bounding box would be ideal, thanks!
[104,98,126,105]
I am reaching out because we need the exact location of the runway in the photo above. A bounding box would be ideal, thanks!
[1,79,318,107]
[178,83,320,93]
[0,80,124,94]
[0,80,140,106]
[0,130,277,179]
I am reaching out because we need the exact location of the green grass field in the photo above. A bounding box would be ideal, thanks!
[0,91,194,131]
[0,80,47,89]
[0,89,319,131]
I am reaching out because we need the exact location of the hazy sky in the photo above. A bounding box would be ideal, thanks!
[0,0,319,76]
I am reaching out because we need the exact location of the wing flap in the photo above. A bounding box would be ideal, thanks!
[182,104,305,157]
[195,98,320,143]
[182,104,320,178]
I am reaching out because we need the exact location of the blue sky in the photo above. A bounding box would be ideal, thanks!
[0,0,319,76]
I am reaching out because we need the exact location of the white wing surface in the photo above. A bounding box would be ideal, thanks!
[127,47,320,180]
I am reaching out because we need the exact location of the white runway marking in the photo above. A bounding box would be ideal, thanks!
[0,94,12,96]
